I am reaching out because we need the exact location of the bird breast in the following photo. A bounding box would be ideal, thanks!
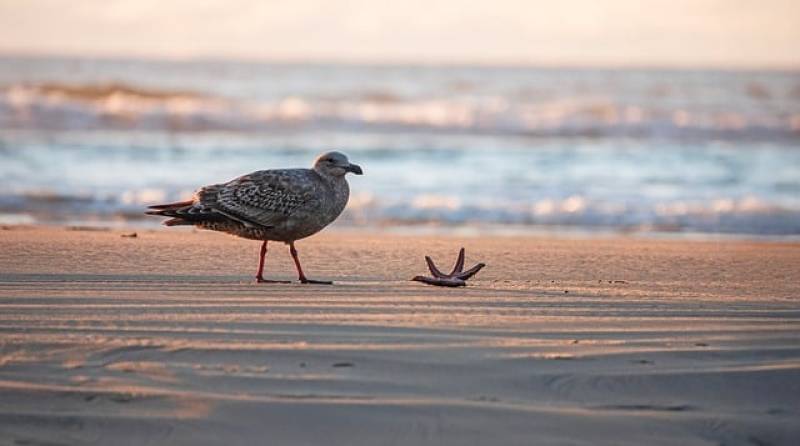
[274,175,349,241]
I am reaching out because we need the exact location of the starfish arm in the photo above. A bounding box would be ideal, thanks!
[449,247,466,275]
[455,262,486,280]
[425,256,448,278]
[412,275,466,287]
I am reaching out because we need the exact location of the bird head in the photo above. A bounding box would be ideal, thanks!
[313,151,363,177]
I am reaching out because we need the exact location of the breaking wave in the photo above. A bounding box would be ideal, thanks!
[1,60,799,237]
[2,81,798,140]
[2,189,799,236]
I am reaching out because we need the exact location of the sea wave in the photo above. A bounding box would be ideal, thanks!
[343,193,800,235]
[2,82,798,140]
[2,189,799,235]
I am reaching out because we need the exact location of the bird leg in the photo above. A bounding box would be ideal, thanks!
[256,240,266,280]
[255,241,290,283]
[289,241,333,285]
[413,247,486,287]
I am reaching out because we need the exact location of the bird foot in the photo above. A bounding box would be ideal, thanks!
[256,278,292,284]
[300,278,334,285]
[412,247,485,287]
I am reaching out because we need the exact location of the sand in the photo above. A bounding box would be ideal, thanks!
[0,226,798,445]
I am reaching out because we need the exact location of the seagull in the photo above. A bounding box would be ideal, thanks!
[146,151,363,284]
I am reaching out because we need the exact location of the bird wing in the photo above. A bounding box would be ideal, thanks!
[200,169,320,228]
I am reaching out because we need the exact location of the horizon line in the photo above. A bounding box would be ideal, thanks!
[1,49,798,73]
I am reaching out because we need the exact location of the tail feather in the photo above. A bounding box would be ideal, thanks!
[146,199,225,226]
[146,199,195,218]
[163,218,194,226]
[147,199,194,211]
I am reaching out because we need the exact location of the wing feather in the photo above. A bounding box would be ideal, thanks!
[199,169,319,228]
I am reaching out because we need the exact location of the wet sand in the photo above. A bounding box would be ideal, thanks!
[0,227,798,445]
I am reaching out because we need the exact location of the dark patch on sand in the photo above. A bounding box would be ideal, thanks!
[593,404,693,412]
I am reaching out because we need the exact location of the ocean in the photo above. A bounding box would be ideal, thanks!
[1,56,799,236]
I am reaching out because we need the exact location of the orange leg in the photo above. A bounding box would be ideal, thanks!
[289,241,332,284]
[255,241,289,283]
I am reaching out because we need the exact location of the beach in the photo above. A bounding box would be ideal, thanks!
[0,226,798,445]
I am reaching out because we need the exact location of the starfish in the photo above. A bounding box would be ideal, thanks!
[412,247,486,287]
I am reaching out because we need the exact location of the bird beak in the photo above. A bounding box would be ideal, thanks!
[345,163,363,175]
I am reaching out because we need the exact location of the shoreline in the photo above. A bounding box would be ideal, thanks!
[4,222,800,244]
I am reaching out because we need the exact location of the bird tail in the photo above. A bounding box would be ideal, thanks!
[163,217,194,226]
[145,200,196,226]
[146,199,194,214]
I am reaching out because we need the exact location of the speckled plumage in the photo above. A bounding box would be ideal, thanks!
[147,152,359,243]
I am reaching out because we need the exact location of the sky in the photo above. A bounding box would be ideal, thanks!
[1,0,798,68]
